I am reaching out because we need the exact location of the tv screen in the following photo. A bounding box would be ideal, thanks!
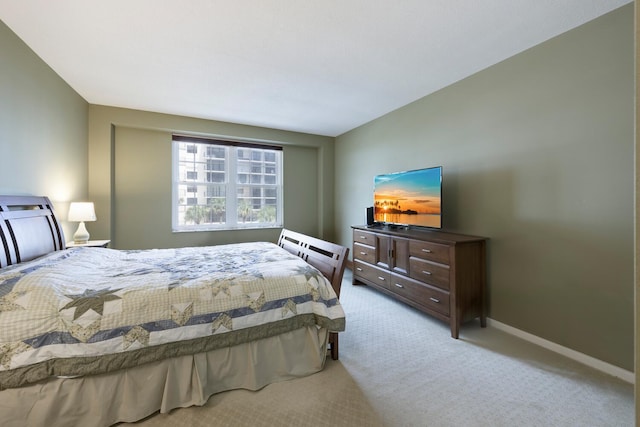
[373,166,442,229]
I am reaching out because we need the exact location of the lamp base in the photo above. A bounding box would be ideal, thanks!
[73,221,90,244]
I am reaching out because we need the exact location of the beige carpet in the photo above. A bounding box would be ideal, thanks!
[129,356,383,427]
[338,269,634,426]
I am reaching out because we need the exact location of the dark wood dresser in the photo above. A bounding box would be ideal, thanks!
[352,225,487,338]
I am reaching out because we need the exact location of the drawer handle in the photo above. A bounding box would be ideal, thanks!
[394,283,404,288]
[356,267,363,271]
[360,235,367,239]
[360,251,367,255]
[429,297,440,303]
[422,249,432,253]
[422,270,432,275]
[378,276,386,281]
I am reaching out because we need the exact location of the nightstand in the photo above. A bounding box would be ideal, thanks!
[66,240,111,248]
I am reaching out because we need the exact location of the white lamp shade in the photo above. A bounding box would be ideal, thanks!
[68,202,96,222]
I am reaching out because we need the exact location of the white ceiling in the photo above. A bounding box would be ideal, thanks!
[0,0,632,137]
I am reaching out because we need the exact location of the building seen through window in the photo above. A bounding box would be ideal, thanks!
[172,136,283,231]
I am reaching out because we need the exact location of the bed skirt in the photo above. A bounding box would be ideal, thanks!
[0,326,329,427]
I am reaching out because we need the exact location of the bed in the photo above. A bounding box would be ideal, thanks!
[0,196,348,426]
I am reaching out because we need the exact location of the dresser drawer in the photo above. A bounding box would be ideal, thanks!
[353,242,376,265]
[389,274,450,316]
[409,257,450,290]
[353,260,390,290]
[353,230,377,246]
[410,240,449,265]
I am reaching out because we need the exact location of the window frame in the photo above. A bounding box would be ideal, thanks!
[172,135,284,232]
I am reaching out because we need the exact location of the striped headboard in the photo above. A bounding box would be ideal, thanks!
[0,196,66,268]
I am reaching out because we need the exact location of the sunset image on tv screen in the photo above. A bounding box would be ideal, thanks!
[373,167,441,228]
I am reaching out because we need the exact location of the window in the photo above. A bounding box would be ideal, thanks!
[172,136,283,231]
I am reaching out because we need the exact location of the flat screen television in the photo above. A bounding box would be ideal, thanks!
[373,166,442,229]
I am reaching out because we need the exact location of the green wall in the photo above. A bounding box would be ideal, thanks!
[335,5,634,370]
[634,2,639,420]
[0,19,89,241]
[88,106,335,249]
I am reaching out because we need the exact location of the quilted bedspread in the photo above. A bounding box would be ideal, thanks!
[0,242,345,389]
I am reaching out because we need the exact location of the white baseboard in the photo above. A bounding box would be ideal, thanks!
[487,318,635,384]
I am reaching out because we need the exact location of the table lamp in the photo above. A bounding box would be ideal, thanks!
[68,202,97,244]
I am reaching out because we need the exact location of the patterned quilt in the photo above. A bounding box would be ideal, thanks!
[0,242,345,390]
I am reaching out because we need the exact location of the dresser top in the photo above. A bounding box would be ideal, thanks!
[352,225,486,244]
